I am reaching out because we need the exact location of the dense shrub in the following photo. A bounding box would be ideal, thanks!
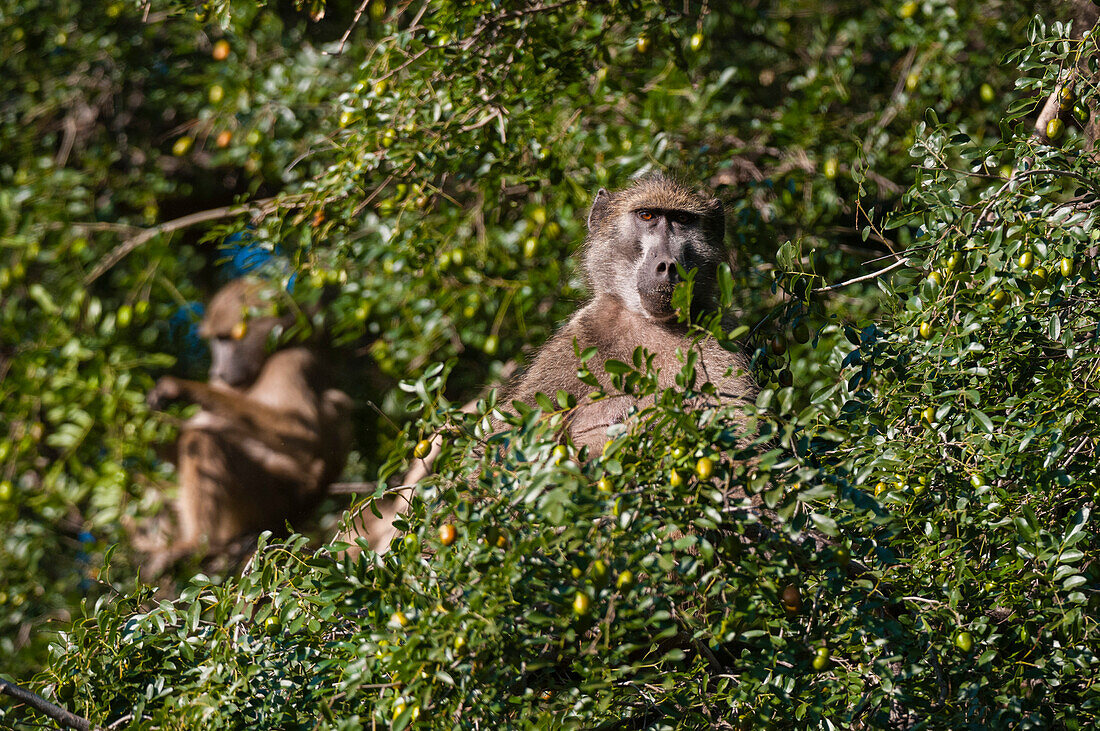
[3,0,1099,728]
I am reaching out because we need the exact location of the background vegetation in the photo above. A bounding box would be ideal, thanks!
[2,0,1098,727]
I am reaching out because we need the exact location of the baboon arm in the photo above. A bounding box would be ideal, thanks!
[149,376,319,453]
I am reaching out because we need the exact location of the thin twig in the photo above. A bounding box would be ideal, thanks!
[330,0,370,56]
[812,257,910,294]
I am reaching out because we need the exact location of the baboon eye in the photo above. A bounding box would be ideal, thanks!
[636,209,654,221]
[671,211,695,224]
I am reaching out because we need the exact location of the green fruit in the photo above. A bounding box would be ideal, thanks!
[264,616,281,634]
[946,251,963,273]
[523,237,538,258]
[589,560,609,587]
[453,634,466,651]
[1046,117,1065,141]
[921,406,936,423]
[1031,266,1048,285]
[695,456,715,480]
[616,570,635,590]
[927,270,943,287]
[483,334,499,355]
[208,84,224,104]
[793,322,811,343]
[669,469,683,487]
[636,34,651,53]
[1018,250,1034,270]
[955,630,974,653]
[834,546,851,568]
[413,439,431,459]
[1060,257,1075,278]
[919,321,933,340]
[1059,86,1076,111]
[116,304,132,328]
[1073,102,1090,125]
[989,290,1008,310]
[0,481,12,501]
[812,647,830,671]
[980,83,995,104]
[552,445,568,463]
[970,473,987,488]
[823,157,838,180]
[403,533,418,551]
[597,477,613,494]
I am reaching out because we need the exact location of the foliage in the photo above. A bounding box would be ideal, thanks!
[3,0,1100,728]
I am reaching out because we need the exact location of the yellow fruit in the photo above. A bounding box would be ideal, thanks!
[636,34,651,53]
[597,477,613,493]
[899,0,918,19]
[172,136,193,156]
[438,524,456,546]
[823,157,838,180]
[980,83,995,104]
[919,321,933,340]
[573,591,591,616]
[116,304,132,328]
[616,570,635,590]
[483,334,499,355]
[373,79,388,96]
[212,39,230,61]
[689,33,704,52]
[413,439,431,459]
[390,610,408,627]
[208,84,224,104]
[921,406,936,423]
[695,456,715,480]
[669,469,684,487]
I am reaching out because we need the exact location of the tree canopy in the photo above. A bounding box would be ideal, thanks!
[2,0,1099,728]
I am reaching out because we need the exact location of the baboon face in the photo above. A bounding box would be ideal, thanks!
[198,279,285,388]
[584,174,727,320]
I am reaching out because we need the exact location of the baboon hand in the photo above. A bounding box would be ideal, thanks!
[148,376,183,410]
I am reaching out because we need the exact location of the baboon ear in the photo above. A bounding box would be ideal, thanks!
[587,188,611,230]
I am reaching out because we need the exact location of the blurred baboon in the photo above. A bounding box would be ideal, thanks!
[146,278,352,573]
[508,173,757,450]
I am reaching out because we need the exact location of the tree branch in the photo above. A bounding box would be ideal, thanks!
[0,677,96,731]
[84,194,309,285]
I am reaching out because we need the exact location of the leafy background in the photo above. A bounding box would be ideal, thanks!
[2,0,1099,727]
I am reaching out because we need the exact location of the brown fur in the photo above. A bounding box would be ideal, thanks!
[146,278,352,573]
[508,173,757,452]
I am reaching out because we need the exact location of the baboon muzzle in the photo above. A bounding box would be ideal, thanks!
[638,245,680,316]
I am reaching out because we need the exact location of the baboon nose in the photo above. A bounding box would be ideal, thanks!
[653,258,679,285]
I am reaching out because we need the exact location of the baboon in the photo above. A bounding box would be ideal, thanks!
[334,174,757,557]
[508,173,757,450]
[146,278,352,572]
